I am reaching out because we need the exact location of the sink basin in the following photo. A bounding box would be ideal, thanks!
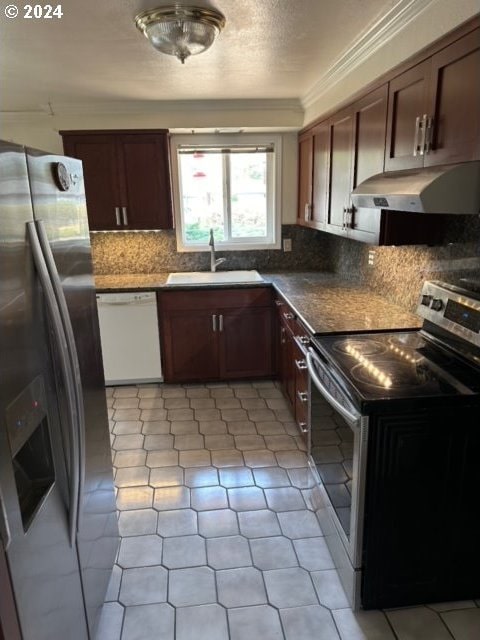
[166,270,264,285]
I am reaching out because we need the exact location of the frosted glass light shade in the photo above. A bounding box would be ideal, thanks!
[135,6,226,64]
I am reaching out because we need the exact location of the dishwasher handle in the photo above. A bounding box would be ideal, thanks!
[96,293,156,307]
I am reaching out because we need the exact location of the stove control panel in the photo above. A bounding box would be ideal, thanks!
[417,281,480,348]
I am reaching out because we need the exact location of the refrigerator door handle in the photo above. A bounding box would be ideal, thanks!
[0,485,11,550]
[26,221,80,546]
[34,220,86,531]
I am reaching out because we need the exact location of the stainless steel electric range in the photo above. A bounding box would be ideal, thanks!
[306,280,480,610]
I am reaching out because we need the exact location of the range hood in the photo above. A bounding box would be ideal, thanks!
[351,162,480,214]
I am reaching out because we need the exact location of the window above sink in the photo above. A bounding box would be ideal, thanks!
[170,133,282,252]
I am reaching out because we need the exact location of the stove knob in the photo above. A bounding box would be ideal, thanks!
[431,298,443,311]
[421,294,432,306]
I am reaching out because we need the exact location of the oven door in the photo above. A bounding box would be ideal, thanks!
[307,347,369,608]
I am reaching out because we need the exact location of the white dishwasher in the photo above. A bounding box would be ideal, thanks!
[96,292,163,385]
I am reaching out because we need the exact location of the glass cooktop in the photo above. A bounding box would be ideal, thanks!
[312,331,480,406]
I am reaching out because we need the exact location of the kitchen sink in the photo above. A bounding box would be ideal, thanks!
[166,270,264,285]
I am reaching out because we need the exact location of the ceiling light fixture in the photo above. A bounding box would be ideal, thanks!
[135,5,226,64]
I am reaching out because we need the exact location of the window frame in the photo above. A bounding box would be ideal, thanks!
[170,133,283,252]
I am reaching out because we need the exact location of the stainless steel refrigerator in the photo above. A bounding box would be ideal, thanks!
[0,140,119,640]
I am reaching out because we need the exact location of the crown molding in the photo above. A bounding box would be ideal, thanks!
[302,0,436,109]
[38,98,303,116]
[0,110,52,124]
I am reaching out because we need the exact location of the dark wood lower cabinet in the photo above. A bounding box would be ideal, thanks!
[220,307,274,379]
[275,295,311,443]
[159,287,274,383]
[362,405,480,609]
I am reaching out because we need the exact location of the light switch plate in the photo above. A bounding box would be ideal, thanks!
[283,238,292,252]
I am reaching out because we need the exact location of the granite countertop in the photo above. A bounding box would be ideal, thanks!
[94,271,421,335]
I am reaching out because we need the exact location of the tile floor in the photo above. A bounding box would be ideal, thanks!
[96,381,480,640]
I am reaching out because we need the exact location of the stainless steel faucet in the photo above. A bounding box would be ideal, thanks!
[209,228,226,272]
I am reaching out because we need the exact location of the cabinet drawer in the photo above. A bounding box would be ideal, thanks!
[161,287,272,311]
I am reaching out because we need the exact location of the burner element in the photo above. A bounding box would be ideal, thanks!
[351,361,433,390]
[333,338,386,357]
[344,345,393,388]
[387,334,424,364]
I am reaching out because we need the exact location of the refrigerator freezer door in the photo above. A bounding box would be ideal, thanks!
[25,148,119,636]
[0,141,89,639]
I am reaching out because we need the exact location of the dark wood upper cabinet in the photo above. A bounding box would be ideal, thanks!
[385,27,480,170]
[311,121,330,229]
[425,27,480,166]
[384,61,430,171]
[297,122,329,230]
[297,134,313,225]
[61,130,173,231]
[326,106,355,235]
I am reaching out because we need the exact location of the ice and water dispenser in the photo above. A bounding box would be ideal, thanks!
[5,376,55,531]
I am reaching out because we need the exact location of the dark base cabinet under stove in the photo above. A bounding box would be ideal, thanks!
[362,404,480,609]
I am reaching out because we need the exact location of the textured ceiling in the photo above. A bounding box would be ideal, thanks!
[0,0,402,111]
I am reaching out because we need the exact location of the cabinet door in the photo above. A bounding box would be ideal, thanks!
[62,135,121,231]
[384,61,430,171]
[311,121,329,229]
[425,28,480,166]
[119,134,173,230]
[219,306,274,379]
[162,310,219,382]
[348,85,388,243]
[297,134,313,224]
[362,408,476,609]
[326,106,354,235]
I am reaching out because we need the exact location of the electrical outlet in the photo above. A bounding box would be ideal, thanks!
[368,250,375,266]
[283,238,292,252]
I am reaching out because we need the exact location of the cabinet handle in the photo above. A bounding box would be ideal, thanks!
[425,115,434,154]
[295,335,310,346]
[344,206,353,229]
[219,314,223,332]
[413,115,422,157]
[298,422,308,433]
[275,300,284,307]
[295,359,308,370]
[121,206,128,225]
[419,114,428,156]
[115,207,121,226]
[212,314,217,332]
[283,312,294,320]
[297,391,309,404]
[280,327,286,344]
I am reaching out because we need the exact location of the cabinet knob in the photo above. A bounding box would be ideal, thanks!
[298,422,308,433]
[283,312,294,320]
[297,391,309,404]
[295,359,308,370]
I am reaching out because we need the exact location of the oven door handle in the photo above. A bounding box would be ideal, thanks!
[307,349,361,427]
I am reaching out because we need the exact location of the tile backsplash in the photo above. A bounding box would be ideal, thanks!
[91,217,480,314]
[90,225,331,275]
